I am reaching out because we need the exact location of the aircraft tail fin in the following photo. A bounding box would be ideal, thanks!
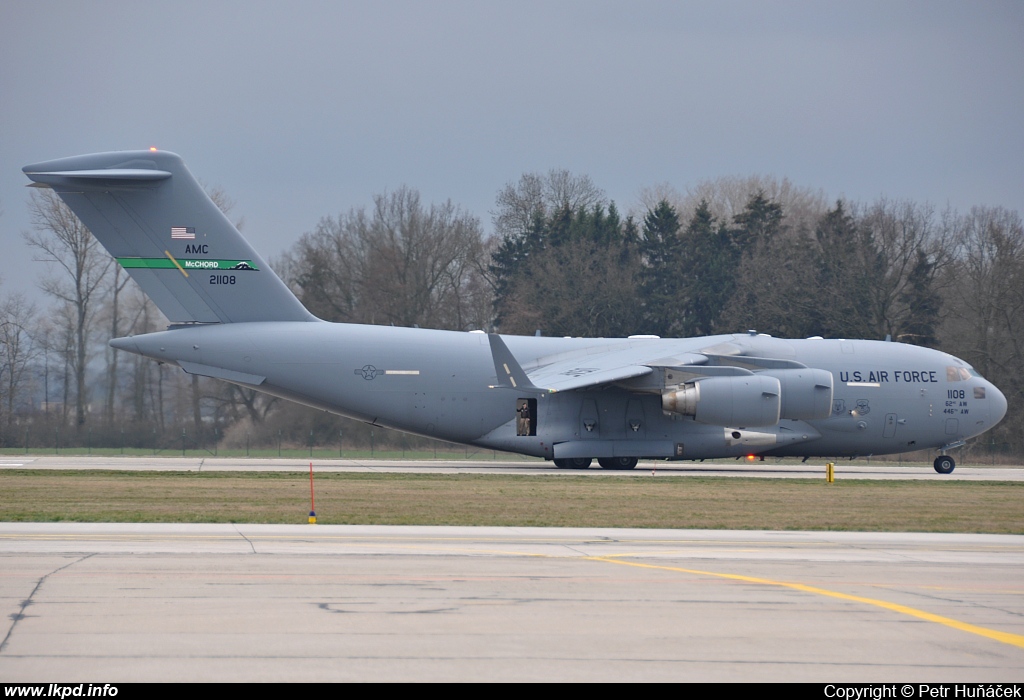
[23,150,316,324]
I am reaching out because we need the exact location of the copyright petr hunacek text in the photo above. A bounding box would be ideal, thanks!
[825,686,1021,699]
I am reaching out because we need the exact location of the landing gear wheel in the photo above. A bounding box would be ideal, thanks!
[554,457,592,469]
[933,455,955,474]
[598,457,639,470]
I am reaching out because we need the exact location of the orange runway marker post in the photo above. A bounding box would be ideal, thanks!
[308,461,317,524]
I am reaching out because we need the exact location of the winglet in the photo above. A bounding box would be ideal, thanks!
[487,334,548,392]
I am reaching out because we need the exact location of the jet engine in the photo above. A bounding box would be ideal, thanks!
[764,368,834,421]
[662,375,781,427]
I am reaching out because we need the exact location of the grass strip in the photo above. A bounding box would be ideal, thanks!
[0,470,1021,533]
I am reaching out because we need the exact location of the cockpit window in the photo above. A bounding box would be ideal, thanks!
[947,366,972,381]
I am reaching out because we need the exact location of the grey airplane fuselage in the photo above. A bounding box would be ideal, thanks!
[114,321,1006,462]
[22,149,1006,468]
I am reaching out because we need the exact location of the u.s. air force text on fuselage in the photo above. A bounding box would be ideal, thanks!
[839,369,940,384]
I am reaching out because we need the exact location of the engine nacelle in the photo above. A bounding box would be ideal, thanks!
[764,368,834,421]
[662,375,781,427]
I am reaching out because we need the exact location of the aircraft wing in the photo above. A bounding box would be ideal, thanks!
[488,335,709,393]
[528,362,655,392]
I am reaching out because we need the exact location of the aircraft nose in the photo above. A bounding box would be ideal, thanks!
[989,382,1008,427]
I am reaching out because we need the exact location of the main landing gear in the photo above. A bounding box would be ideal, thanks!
[933,455,955,474]
[553,457,592,469]
[597,457,639,470]
[553,457,639,470]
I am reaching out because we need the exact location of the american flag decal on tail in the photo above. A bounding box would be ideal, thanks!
[171,226,196,239]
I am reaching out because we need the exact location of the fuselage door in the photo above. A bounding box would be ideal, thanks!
[883,413,897,438]
[516,398,537,437]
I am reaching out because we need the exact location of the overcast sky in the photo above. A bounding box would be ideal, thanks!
[2,0,1022,304]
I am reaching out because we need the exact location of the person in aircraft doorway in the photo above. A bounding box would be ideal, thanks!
[517,401,531,436]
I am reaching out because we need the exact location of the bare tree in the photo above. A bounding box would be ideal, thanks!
[943,207,1024,376]
[287,187,489,330]
[209,385,278,426]
[492,170,607,242]
[101,265,131,425]
[24,189,111,430]
[940,206,1024,454]
[637,175,829,241]
[118,290,164,427]
[0,292,38,439]
[499,238,641,338]
[203,183,246,231]
[855,199,952,343]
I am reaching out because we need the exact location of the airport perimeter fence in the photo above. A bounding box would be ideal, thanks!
[0,422,534,462]
[0,419,1021,464]
[2,434,1022,465]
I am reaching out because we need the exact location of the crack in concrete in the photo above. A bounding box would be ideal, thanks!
[233,525,257,554]
[1,553,95,654]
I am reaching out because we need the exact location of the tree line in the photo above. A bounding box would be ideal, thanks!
[1,171,1021,458]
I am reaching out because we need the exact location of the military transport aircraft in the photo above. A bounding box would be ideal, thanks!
[23,151,1007,473]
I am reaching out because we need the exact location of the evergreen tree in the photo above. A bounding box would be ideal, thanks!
[489,209,547,326]
[638,200,684,336]
[898,249,940,346]
[813,201,876,338]
[732,190,784,248]
[687,200,738,335]
[491,201,641,335]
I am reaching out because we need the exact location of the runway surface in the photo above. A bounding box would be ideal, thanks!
[1,524,1022,682]
[2,455,1023,480]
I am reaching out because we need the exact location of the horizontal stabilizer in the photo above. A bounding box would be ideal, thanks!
[24,169,172,186]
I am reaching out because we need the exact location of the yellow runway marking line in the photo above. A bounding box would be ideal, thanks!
[587,556,1024,650]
